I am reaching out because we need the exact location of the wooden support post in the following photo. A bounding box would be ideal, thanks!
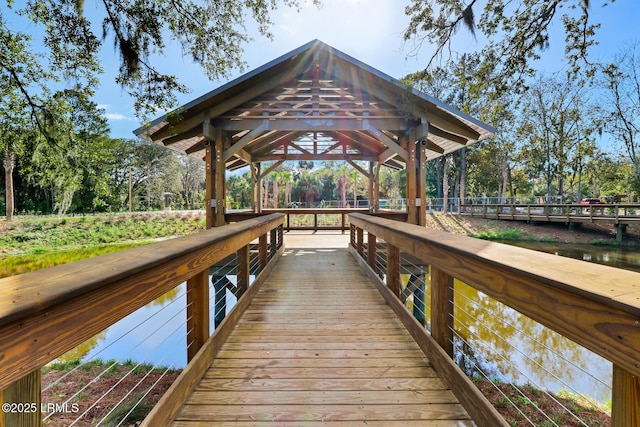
[368,161,380,213]
[386,244,400,298]
[367,232,376,270]
[270,228,277,259]
[612,364,640,427]
[417,141,427,227]
[431,266,454,357]
[406,131,417,225]
[204,145,214,229]
[254,163,262,214]
[236,245,250,299]
[373,163,380,212]
[350,224,356,248]
[186,270,209,361]
[214,131,226,227]
[1,370,41,427]
[259,234,268,272]
[250,163,257,212]
[356,227,364,257]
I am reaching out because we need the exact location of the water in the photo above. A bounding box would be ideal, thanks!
[56,279,239,370]
[451,241,640,405]
[501,240,640,273]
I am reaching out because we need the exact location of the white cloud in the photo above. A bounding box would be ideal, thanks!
[105,112,134,121]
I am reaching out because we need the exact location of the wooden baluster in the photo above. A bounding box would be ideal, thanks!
[356,227,364,257]
[259,233,268,272]
[612,364,639,427]
[431,266,454,357]
[187,270,210,361]
[1,370,41,427]
[270,228,277,259]
[236,245,250,299]
[350,224,356,248]
[367,233,376,271]
[386,244,400,298]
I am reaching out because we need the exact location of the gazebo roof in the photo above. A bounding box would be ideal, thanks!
[134,40,495,170]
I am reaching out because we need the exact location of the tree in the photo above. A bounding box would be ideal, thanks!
[0,23,44,218]
[178,155,205,210]
[516,74,596,202]
[3,0,319,119]
[601,43,640,191]
[403,0,608,95]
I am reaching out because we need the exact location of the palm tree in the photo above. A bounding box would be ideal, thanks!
[281,170,294,207]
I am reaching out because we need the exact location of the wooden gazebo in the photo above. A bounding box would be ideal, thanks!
[134,40,495,227]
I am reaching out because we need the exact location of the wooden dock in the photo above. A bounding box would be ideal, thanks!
[171,232,473,425]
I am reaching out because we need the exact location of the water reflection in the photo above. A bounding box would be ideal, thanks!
[452,280,612,402]
[53,277,238,370]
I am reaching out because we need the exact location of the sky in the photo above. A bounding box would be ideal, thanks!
[69,0,640,139]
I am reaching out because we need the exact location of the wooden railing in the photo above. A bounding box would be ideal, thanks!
[349,213,640,427]
[461,203,640,223]
[0,213,285,426]
[226,208,408,231]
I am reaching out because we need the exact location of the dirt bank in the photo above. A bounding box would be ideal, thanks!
[425,213,640,246]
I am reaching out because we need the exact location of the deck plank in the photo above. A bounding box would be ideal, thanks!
[172,246,471,425]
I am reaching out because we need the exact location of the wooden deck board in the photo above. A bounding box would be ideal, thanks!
[172,246,471,425]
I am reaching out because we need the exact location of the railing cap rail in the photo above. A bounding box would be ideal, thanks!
[0,213,285,328]
[349,213,640,317]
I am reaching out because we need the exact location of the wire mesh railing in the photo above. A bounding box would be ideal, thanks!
[349,213,639,426]
[0,214,285,426]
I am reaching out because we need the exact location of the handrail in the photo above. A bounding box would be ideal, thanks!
[461,202,640,219]
[349,212,640,426]
[0,213,285,424]
[227,208,408,231]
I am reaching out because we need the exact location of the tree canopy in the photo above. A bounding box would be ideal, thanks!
[2,0,319,118]
[403,0,614,94]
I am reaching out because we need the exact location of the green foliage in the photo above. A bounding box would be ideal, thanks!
[403,0,606,96]
[4,0,319,119]
[472,228,532,241]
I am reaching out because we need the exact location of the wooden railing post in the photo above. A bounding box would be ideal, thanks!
[236,245,250,299]
[259,233,268,272]
[612,364,640,427]
[431,266,454,357]
[350,224,356,248]
[270,228,277,259]
[367,232,376,270]
[187,270,210,361]
[386,244,400,298]
[1,370,42,427]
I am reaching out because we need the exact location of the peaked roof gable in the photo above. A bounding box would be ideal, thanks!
[134,40,495,169]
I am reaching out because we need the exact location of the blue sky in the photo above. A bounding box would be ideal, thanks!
[83,0,640,139]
